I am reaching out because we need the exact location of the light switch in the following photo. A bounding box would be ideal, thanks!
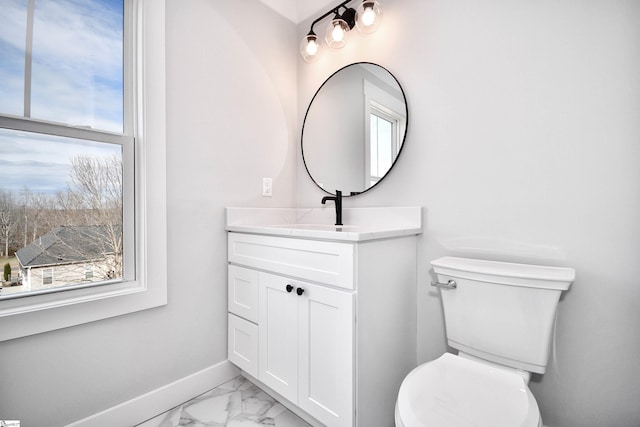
[262,177,272,197]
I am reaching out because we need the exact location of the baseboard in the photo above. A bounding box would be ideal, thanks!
[67,360,240,427]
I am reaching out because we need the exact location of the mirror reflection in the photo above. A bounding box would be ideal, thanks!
[302,62,408,196]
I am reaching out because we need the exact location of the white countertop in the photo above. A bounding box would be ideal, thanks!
[225,207,422,242]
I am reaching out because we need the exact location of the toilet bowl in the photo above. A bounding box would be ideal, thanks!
[395,353,541,427]
[395,256,574,427]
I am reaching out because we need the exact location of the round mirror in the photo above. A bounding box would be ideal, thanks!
[302,62,408,196]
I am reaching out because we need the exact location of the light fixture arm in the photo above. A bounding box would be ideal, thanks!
[307,0,355,34]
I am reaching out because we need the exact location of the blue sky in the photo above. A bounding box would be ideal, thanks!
[0,0,124,194]
[0,128,121,195]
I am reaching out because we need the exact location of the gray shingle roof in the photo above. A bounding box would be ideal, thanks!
[16,225,120,268]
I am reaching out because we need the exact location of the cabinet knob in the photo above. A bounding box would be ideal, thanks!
[296,287,305,296]
[286,284,294,293]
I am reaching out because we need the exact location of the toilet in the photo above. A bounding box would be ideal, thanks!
[395,256,575,427]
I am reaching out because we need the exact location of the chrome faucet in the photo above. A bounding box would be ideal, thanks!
[321,190,343,226]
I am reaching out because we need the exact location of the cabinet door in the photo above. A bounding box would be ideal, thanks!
[258,272,298,401]
[298,282,354,427]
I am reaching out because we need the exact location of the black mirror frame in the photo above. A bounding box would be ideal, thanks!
[301,62,409,197]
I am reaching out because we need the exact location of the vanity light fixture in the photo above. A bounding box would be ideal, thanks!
[325,9,352,49]
[356,0,383,33]
[300,0,383,63]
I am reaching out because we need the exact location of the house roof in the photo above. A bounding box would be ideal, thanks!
[16,225,120,268]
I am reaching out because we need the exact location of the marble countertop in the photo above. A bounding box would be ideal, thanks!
[225,207,422,242]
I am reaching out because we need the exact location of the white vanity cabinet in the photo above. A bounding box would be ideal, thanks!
[227,229,417,427]
[259,271,354,427]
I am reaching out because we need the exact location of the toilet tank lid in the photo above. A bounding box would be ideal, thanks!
[432,257,575,286]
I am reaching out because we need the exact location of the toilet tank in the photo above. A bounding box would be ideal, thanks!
[431,257,575,374]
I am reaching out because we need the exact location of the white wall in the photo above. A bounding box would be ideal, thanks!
[0,1,297,426]
[297,0,640,425]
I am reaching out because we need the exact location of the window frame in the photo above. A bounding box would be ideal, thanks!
[362,79,407,187]
[42,267,53,285]
[0,0,167,342]
[85,264,95,280]
[369,106,401,184]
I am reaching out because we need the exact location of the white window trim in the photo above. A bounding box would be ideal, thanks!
[363,79,407,186]
[0,0,167,342]
[369,108,399,182]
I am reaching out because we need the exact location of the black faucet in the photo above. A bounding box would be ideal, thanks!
[321,190,343,226]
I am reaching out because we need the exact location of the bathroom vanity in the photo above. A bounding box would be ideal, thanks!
[226,207,421,427]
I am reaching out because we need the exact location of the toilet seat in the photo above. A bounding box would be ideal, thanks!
[396,353,541,427]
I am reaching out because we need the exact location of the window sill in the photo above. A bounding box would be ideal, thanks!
[0,278,166,342]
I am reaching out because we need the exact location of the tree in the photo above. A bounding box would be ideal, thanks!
[66,155,123,278]
[21,188,56,246]
[3,262,10,281]
[0,189,18,257]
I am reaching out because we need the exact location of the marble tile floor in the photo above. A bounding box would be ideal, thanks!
[136,375,312,427]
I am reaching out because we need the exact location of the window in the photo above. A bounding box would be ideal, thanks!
[42,268,53,285]
[1,0,130,298]
[0,0,167,342]
[363,80,407,187]
[85,264,94,280]
[1,0,125,132]
[369,106,400,186]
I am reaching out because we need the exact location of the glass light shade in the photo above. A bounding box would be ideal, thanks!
[300,33,320,62]
[356,0,383,34]
[325,17,350,49]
